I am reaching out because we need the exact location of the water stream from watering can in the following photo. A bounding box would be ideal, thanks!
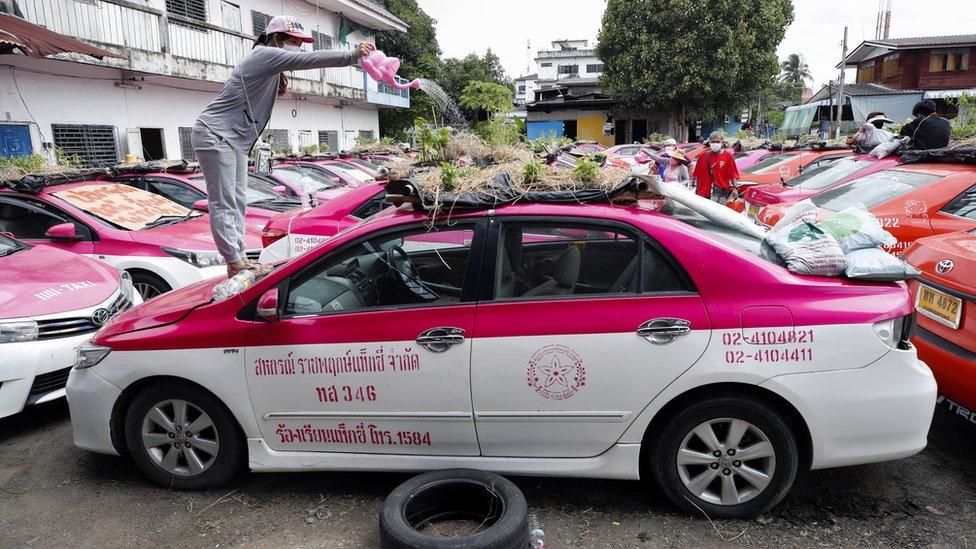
[416,78,468,128]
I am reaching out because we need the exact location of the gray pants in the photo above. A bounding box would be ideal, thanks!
[191,123,248,264]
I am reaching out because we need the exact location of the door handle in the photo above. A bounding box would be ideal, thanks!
[636,318,691,345]
[416,327,465,353]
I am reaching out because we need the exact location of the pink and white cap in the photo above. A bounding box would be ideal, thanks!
[264,15,314,43]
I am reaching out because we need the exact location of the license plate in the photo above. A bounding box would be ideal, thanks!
[747,203,760,219]
[916,284,963,329]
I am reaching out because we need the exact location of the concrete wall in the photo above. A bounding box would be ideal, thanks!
[1,57,379,159]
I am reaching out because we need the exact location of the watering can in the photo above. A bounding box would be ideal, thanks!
[361,51,421,91]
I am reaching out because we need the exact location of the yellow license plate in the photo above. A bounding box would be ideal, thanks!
[917,284,963,329]
[747,204,760,219]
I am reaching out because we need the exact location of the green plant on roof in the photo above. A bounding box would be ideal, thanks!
[439,162,460,191]
[523,157,546,185]
[300,144,319,156]
[573,157,600,183]
[0,153,47,176]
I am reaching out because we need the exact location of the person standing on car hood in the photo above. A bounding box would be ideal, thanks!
[192,15,374,277]
[692,131,739,201]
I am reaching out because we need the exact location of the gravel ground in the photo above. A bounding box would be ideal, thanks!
[1,400,974,548]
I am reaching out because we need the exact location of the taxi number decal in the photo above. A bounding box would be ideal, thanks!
[315,384,377,403]
[724,348,814,364]
[723,329,815,346]
[275,422,431,447]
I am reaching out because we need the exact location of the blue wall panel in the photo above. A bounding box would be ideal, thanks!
[527,121,565,141]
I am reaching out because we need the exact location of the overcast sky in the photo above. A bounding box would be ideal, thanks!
[416,0,975,91]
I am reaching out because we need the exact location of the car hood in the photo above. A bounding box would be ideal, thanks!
[0,245,119,318]
[132,215,263,250]
[96,276,222,337]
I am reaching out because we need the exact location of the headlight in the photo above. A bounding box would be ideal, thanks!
[0,320,38,343]
[74,343,112,370]
[162,246,226,268]
[873,314,912,350]
[119,270,135,302]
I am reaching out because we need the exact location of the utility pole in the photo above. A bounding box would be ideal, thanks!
[835,26,848,139]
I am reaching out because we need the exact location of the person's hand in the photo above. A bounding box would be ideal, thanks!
[356,42,375,58]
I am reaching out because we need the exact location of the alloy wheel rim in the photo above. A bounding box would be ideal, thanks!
[133,282,162,300]
[141,399,219,476]
[676,417,776,506]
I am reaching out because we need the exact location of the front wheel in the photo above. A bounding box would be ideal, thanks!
[124,381,243,490]
[652,397,798,519]
[129,271,171,301]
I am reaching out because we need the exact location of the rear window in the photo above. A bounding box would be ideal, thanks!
[811,170,942,211]
[668,204,763,255]
[743,153,799,174]
[785,158,874,190]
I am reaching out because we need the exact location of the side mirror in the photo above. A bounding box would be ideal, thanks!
[45,223,79,240]
[273,185,287,195]
[257,288,279,321]
[192,199,210,212]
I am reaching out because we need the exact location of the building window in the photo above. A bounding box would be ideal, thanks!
[882,53,901,78]
[319,130,339,152]
[178,127,196,161]
[856,60,875,84]
[51,124,118,166]
[312,30,333,51]
[251,10,272,37]
[930,48,969,72]
[558,65,579,75]
[166,0,206,23]
[358,130,375,142]
[540,62,552,68]
[586,64,604,73]
[518,85,526,93]
[263,129,290,153]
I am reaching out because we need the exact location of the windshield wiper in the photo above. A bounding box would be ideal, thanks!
[143,211,200,229]
[0,247,22,257]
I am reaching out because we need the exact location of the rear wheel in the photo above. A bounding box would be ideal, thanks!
[129,271,171,300]
[652,397,798,519]
[124,381,243,490]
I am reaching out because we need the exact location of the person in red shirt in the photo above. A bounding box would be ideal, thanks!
[692,131,739,201]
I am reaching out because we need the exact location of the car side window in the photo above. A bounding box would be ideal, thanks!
[285,225,476,317]
[941,183,976,220]
[0,199,73,240]
[146,178,205,208]
[350,192,393,219]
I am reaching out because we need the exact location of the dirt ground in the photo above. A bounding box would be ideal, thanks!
[1,401,975,548]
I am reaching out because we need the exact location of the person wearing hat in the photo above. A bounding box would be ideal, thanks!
[900,100,951,151]
[643,147,690,182]
[691,131,739,201]
[845,111,894,153]
[192,15,374,277]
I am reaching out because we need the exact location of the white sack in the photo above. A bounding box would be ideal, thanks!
[844,248,920,281]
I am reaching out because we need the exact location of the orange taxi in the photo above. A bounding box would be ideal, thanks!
[737,149,853,190]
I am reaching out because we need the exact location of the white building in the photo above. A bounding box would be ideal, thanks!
[0,0,409,164]
[534,39,602,96]
[513,73,537,107]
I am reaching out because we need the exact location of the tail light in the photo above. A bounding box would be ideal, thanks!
[262,227,287,248]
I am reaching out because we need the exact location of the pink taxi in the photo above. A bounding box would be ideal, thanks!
[0,233,136,418]
[68,198,934,519]
[0,180,262,299]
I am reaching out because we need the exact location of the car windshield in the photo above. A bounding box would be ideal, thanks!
[811,170,943,211]
[0,232,27,257]
[273,167,340,192]
[191,175,281,204]
[328,165,370,184]
[784,158,874,189]
[50,183,199,231]
[349,159,380,171]
[744,153,799,174]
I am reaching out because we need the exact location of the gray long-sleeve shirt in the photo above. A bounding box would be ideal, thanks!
[196,46,359,153]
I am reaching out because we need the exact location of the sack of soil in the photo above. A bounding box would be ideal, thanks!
[815,206,896,254]
[844,248,920,281]
[763,200,848,276]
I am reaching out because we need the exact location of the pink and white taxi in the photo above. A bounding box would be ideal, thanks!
[1,233,136,418]
[68,200,935,518]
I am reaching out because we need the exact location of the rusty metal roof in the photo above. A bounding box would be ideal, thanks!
[0,13,119,59]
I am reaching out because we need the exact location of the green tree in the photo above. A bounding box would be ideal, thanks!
[459,81,514,117]
[779,53,812,84]
[597,0,794,141]
[440,50,512,113]
[374,0,443,138]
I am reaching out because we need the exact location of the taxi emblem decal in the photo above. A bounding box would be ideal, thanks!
[527,344,585,400]
[936,259,954,275]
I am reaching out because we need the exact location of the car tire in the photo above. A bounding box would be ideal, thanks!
[379,469,529,549]
[652,397,798,519]
[129,271,171,300]
[124,381,243,490]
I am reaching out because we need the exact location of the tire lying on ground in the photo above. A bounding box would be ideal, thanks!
[379,469,529,549]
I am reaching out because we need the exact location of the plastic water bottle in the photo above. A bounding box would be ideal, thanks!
[528,513,545,549]
[212,270,255,302]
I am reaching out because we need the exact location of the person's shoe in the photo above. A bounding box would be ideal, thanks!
[227,260,248,278]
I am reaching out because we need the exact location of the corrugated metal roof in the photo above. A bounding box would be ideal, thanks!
[806,83,922,104]
[0,12,119,59]
[870,34,976,48]
[347,0,407,28]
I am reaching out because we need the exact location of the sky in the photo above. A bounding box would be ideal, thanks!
[416,0,975,91]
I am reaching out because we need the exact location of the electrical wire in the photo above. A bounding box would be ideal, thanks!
[8,66,47,142]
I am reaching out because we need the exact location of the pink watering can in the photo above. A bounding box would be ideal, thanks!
[362,50,421,91]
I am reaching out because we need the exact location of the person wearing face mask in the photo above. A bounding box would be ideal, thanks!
[642,146,690,183]
[192,15,374,277]
[845,111,894,153]
[899,100,951,151]
[691,132,739,201]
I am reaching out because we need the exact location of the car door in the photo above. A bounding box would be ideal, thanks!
[470,218,711,458]
[0,196,95,255]
[244,220,486,455]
